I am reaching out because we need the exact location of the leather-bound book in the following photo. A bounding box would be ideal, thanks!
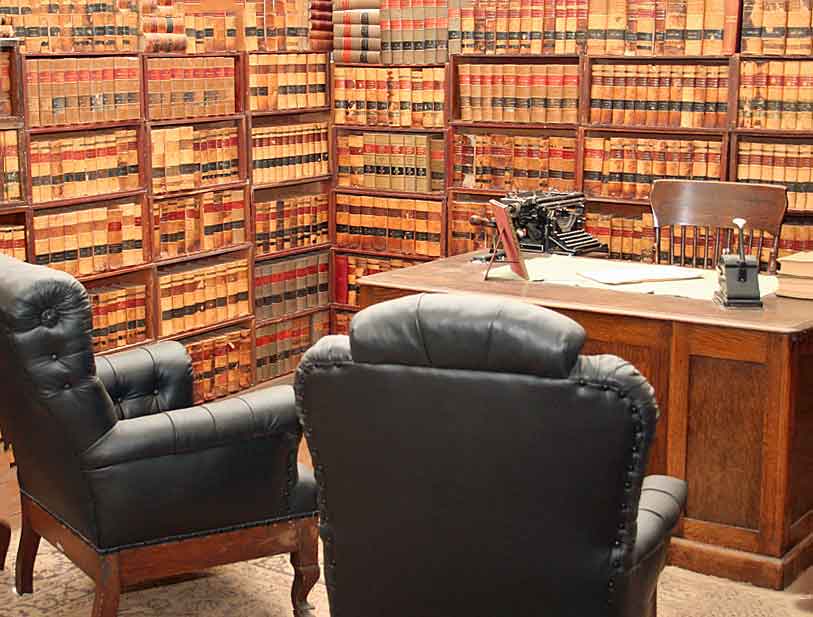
[766,60,784,130]
[762,0,789,54]
[583,136,605,196]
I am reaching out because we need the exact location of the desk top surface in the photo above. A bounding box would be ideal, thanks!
[357,252,813,334]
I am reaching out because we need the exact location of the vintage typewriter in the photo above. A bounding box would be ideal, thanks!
[483,191,605,256]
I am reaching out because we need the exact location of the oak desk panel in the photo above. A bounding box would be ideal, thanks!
[357,252,813,590]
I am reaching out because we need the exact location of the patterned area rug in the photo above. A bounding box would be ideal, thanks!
[0,534,811,616]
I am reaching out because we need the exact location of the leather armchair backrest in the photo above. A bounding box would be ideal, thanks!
[0,256,118,542]
[96,341,194,420]
[296,294,659,617]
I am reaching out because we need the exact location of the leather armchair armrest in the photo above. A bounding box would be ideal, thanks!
[95,341,194,419]
[632,475,687,565]
[82,386,298,469]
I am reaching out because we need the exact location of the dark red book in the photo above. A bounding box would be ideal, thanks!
[334,254,349,305]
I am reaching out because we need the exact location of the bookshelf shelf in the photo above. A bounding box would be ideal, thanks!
[32,188,147,211]
[0,201,28,212]
[585,195,650,207]
[161,315,255,342]
[738,54,813,61]
[0,118,23,130]
[587,55,732,63]
[154,243,252,267]
[147,114,245,128]
[250,107,331,118]
[331,303,361,312]
[333,186,445,201]
[447,186,509,196]
[333,246,436,262]
[334,125,446,134]
[253,175,332,191]
[333,62,447,68]
[22,52,138,58]
[451,120,579,131]
[97,339,157,356]
[255,242,332,263]
[28,120,142,135]
[142,52,241,58]
[583,126,727,138]
[787,211,813,217]
[256,305,330,329]
[584,124,728,136]
[77,262,154,284]
[733,128,813,137]
[454,53,580,60]
[153,180,248,200]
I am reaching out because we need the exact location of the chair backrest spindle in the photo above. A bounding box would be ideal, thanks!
[649,180,787,273]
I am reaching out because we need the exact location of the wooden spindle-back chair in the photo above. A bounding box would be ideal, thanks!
[649,180,787,273]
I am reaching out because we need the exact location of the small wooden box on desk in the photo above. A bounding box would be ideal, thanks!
[356,251,813,591]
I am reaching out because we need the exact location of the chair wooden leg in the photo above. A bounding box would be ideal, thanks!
[91,555,121,617]
[0,519,10,570]
[15,506,40,595]
[290,518,320,617]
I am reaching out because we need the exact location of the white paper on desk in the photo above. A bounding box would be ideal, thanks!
[578,265,702,285]
[488,255,779,301]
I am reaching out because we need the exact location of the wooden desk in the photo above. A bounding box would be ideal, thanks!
[357,252,813,590]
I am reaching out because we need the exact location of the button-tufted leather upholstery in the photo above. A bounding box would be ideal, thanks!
[0,255,316,551]
[296,293,687,617]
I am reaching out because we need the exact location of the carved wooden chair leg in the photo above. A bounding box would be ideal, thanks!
[290,518,320,617]
[14,509,40,595]
[0,519,10,570]
[91,555,121,617]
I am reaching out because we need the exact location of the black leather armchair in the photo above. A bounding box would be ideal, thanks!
[296,293,687,617]
[0,256,319,617]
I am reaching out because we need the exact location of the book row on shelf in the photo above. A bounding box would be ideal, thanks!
[151,124,240,194]
[251,121,329,185]
[740,60,813,131]
[242,0,332,52]
[33,199,144,273]
[452,133,577,192]
[25,57,142,128]
[335,192,443,257]
[89,281,149,352]
[583,137,723,201]
[738,142,813,213]
[153,188,247,258]
[254,190,330,256]
[457,62,579,125]
[255,310,330,381]
[146,56,237,120]
[1,0,812,59]
[31,129,139,204]
[333,0,450,64]
[333,253,422,306]
[333,66,446,128]
[254,251,330,321]
[0,223,25,260]
[158,256,251,338]
[247,52,329,111]
[589,63,729,130]
[336,132,445,193]
[187,326,253,404]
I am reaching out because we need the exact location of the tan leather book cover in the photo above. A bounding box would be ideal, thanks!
[741,0,765,53]
[782,61,800,130]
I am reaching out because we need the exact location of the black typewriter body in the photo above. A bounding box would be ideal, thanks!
[497,191,605,255]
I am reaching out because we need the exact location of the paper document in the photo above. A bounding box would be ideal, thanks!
[578,265,703,285]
